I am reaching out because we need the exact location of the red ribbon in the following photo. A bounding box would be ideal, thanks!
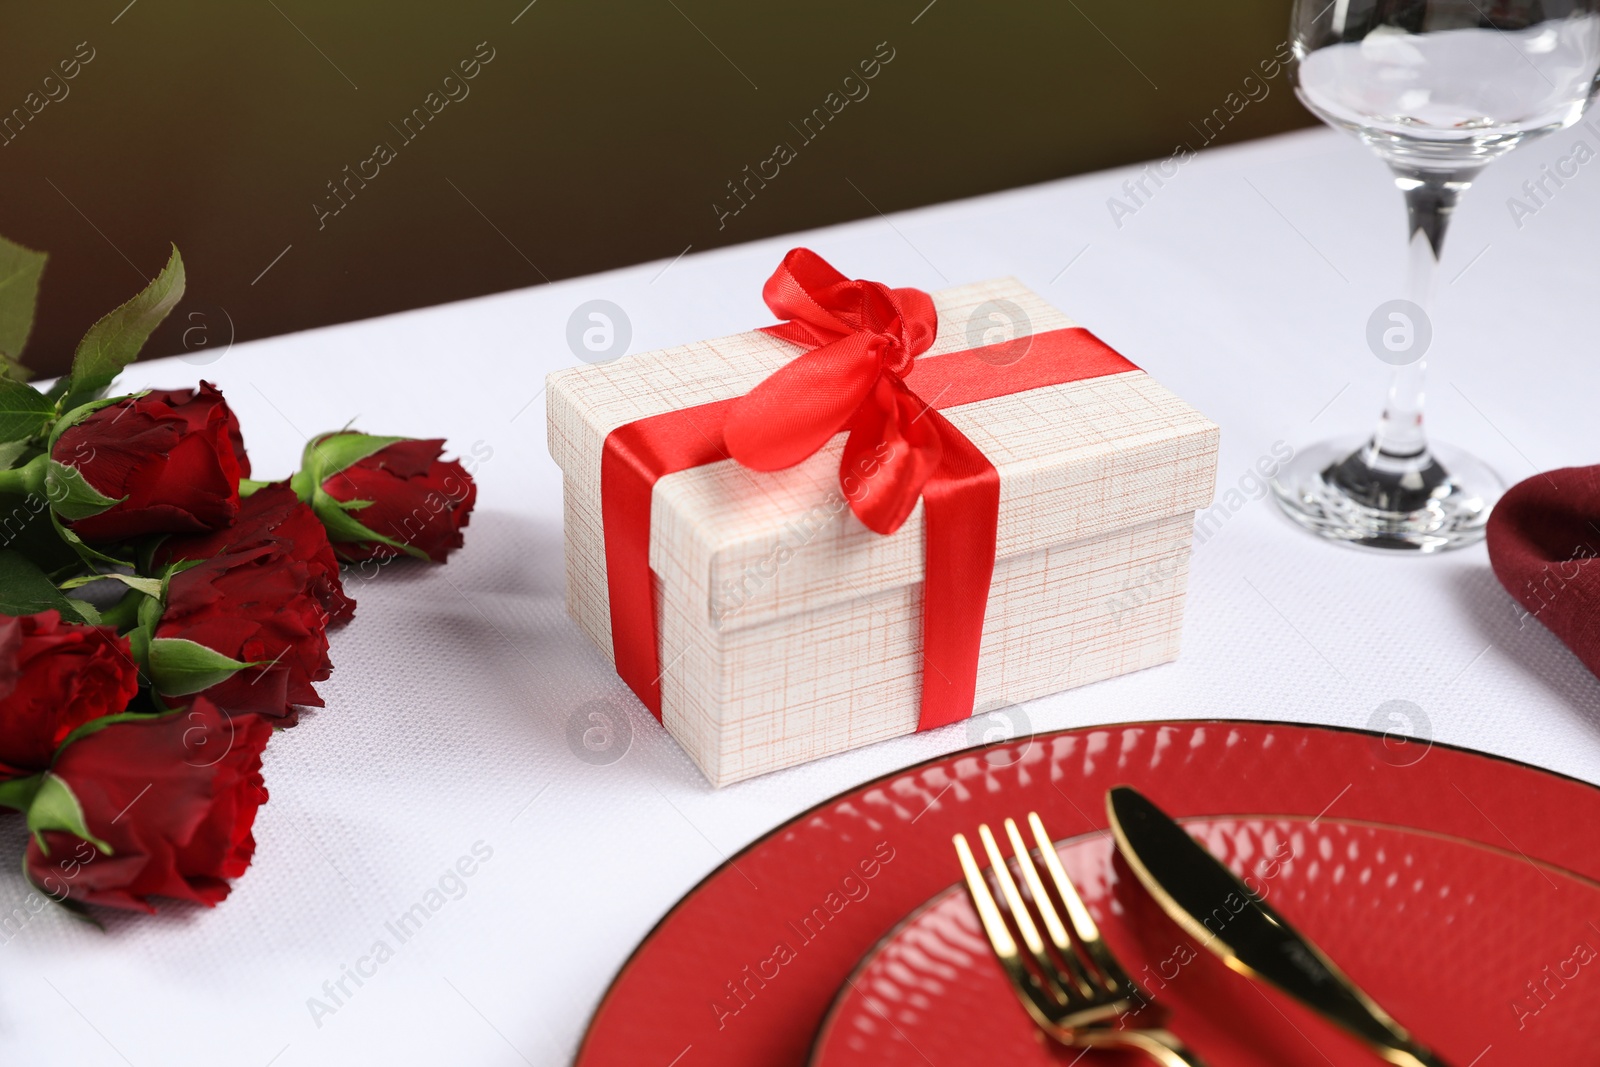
[726,248,942,536]
[601,249,1137,732]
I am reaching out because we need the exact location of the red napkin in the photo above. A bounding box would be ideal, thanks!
[1486,465,1600,677]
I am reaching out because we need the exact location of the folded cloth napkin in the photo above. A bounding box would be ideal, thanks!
[1486,465,1600,677]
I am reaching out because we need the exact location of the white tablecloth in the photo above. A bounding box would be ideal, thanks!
[3,125,1598,1066]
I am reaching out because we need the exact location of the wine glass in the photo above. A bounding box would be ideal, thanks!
[1271,0,1600,551]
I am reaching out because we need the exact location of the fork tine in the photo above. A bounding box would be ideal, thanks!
[956,831,1061,1029]
[1002,818,1096,999]
[977,826,1047,959]
[978,824,1072,1006]
[960,817,1208,1065]
[1028,811,1138,994]
[954,832,1017,958]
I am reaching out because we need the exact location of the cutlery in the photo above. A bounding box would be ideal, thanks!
[954,812,1207,1066]
[1107,785,1450,1067]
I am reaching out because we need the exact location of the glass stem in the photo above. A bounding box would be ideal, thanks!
[1367,167,1476,463]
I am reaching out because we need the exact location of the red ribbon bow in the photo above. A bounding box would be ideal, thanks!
[725,248,942,535]
[598,249,1137,736]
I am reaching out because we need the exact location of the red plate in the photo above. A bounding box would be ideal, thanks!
[812,819,1600,1064]
[574,721,1600,1066]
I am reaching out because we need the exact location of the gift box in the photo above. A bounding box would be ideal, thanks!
[547,251,1218,786]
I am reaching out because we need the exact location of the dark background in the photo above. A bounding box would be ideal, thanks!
[1,0,1310,378]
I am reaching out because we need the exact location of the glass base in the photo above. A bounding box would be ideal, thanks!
[1269,437,1504,553]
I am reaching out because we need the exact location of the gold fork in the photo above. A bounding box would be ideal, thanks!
[955,812,1207,1066]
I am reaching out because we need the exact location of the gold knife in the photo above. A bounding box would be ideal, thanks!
[1107,786,1451,1067]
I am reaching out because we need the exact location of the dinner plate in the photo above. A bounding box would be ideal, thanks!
[573,720,1600,1066]
[812,817,1600,1064]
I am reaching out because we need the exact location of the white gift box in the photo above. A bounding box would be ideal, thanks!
[547,276,1218,786]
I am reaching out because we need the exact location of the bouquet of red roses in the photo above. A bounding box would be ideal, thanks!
[0,238,476,914]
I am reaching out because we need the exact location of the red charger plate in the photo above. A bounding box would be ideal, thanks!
[574,720,1600,1065]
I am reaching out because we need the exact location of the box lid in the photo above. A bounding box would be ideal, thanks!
[547,277,1218,636]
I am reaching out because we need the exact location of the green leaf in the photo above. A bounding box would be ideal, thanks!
[0,378,52,442]
[0,439,29,470]
[114,574,164,598]
[63,598,101,626]
[27,773,111,855]
[238,477,271,498]
[0,773,42,813]
[311,493,429,560]
[146,637,255,696]
[313,432,407,475]
[50,511,132,569]
[60,246,185,410]
[56,708,165,750]
[0,236,47,373]
[44,460,122,520]
[0,549,88,622]
[300,432,407,489]
[59,572,161,599]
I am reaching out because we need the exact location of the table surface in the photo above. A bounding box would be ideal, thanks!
[3,124,1598,1066]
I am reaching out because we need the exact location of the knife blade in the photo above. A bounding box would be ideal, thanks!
[1106,785,1451,1067]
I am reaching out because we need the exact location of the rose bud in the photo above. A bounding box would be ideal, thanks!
[0,612,139,778]
[24,698,272,912]
[143,385,251,479]
[313,434,476,563]
[51,381,248,542]
[157,482,355,626]
[150,544,332,723]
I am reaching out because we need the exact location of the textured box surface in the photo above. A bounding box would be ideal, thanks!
[547,278,1218,785]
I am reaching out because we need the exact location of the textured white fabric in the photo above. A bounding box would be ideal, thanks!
[1,126,1597,1066]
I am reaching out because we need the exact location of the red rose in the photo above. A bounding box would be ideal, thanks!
[53,381,248,542]
[320,435,476,563]
[0,612,139,778]
[154,543,332,722]
[157,483,355,626]
[144,385,251,479]
[25,698,272,912]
